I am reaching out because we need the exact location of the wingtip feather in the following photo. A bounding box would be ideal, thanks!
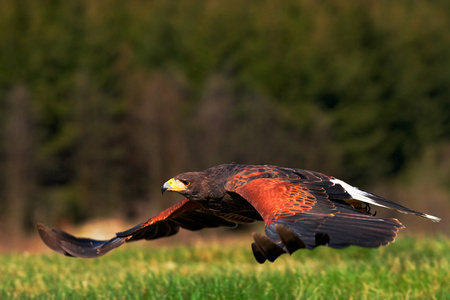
[36,223,124,258]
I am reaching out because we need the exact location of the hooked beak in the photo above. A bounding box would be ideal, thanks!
[161,178,188,194]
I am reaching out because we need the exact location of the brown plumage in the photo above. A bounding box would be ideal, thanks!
[37,164,440,263]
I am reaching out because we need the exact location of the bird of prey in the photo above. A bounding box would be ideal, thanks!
[37,164,440,263]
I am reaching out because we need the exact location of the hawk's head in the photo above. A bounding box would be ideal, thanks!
[162,171,224,201]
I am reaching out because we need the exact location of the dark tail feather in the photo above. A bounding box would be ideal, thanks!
[331,179,441,222]
[37,223,125,258]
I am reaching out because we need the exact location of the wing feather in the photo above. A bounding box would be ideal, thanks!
[232,177,405,262]
[37,198,237,258]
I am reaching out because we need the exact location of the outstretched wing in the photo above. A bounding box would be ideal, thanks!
[225,164,440,221]
[37,198,237,258]
[232,177,405,263]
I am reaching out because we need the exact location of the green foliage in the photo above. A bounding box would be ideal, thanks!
[0,0,449,229]
[1,236,448,299]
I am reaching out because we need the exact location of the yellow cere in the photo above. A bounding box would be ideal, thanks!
[168,178,188,191]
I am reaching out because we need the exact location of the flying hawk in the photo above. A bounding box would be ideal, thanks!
[38,164,440,263]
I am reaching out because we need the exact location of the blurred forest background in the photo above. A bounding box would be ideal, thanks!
[0,0,449,245]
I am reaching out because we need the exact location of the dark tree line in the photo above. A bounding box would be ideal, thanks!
[0,0,449,235]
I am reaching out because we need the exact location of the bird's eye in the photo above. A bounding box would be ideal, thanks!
[181,180,190,187]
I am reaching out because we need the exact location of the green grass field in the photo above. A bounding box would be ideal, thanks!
[1,236,448,299]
